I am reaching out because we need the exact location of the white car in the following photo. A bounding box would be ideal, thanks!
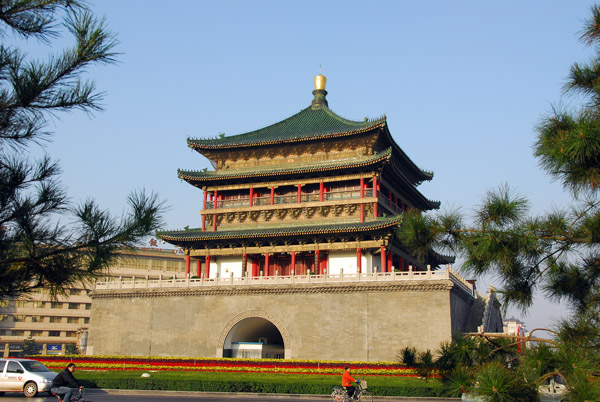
[0,358,57,397]
[538,375,567,402]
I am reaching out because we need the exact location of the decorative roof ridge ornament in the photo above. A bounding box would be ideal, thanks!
[311,74,328,109]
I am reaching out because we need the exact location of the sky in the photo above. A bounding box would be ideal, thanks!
[23,0,598,332]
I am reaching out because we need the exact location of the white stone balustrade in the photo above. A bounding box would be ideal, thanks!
[94,265,475,296]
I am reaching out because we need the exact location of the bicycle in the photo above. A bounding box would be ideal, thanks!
[331,378,372,402]
[52,386,86,402]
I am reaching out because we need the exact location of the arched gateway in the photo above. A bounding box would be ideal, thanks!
[217,310,290,359]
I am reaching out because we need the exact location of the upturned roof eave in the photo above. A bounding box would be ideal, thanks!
[381,124,434,184]
[177,148,392,185]
[381,161,440,211]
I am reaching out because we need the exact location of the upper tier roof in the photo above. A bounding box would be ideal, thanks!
[187,105,386,150]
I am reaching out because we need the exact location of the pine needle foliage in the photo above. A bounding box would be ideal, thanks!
[396,5,600,400]
[0,1,165,299]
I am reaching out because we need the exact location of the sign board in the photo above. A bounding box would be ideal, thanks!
[47,344,62,351]
[9,344,23,350]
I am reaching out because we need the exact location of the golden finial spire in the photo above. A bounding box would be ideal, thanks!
[314,74,326,91]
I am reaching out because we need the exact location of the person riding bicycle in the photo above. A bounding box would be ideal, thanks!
[51,363,82,402]
[342,366,360,400]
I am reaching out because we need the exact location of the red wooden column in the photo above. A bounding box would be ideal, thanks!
[264,253,270,275]
[212,190,218,232]
[360,178,365,223]
[185,255,191,277]
[297,185,302,203]
[252,257,259,277]
[394,195,399,213]
[205,256,211,278]
[387,251,393,272]
[202,191,208,232]
[196,260,202,277]
[380,246,386,273]
[270,186,275,205]
[315,250,321,274]
[319,181,324,202]
[320,251,327,275]
[249,187,254,207]
[291,251,296,274]
[243,253,248,276]
[373,177,378,220]
[356,248,362,273]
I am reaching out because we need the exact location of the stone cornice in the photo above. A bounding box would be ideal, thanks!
[91,280,455,299]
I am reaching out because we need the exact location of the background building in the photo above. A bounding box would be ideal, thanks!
[503,317,527,337]
[0,247,184,357]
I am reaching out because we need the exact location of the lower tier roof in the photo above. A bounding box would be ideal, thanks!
[157,216,402,245]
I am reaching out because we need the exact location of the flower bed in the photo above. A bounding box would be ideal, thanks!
[35,355,422,377]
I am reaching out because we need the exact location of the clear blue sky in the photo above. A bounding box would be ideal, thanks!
[38,1,597,332]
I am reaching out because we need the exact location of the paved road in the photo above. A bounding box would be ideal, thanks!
[0,390,458,402]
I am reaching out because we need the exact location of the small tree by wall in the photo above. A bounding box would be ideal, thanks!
[22,336,38,356]
[65,343,79,355]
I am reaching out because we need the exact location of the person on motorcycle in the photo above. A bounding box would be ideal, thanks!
[51,363,82,402]
[342,366,360,400]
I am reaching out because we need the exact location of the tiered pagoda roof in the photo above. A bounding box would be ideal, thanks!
[160,75,446,263]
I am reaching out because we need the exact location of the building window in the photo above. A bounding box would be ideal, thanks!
[0,314,8,322]
[84,304,91,310]
[68,303,79,310]
[0,330,6,335]
[68,289,80,296]
[51,302,63,309]
[0,300,8,308]
[31,315,42,323]
[12,330,25,336]
[15,300,29,308]
[49,316,62,323]
[33,301,45,308]
[120,257,149,270]
[48,331,61,337]
[67,317,79,324]
[30,330,43,337]
[165,259,180,272]
[66,331,77,337]
[83,317,90,324]
[149,258,164,270]
[13,315,27,322]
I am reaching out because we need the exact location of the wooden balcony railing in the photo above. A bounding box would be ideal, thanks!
[206,189,375,209]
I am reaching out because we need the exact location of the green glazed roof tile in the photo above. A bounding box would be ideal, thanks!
[188,105,386,149]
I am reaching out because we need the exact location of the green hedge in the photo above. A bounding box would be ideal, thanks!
[76,371,451,398]
[80,378,331,394]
